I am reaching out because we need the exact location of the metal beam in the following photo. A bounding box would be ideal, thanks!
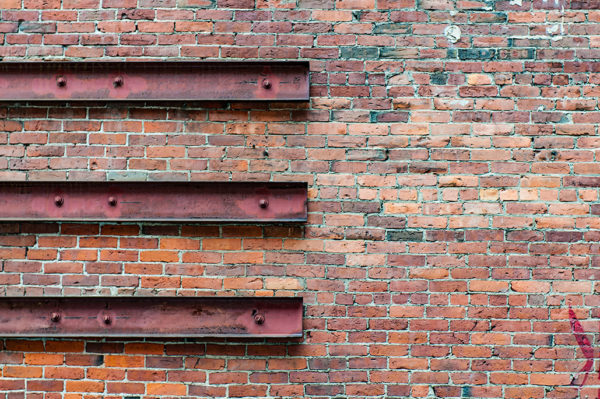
[0,61,309,101]
[0,181,307,222]
[0,297,303,338]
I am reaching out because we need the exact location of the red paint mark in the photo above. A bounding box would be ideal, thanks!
[568,307,598,397]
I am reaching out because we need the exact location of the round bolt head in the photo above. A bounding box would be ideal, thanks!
[56,76,66,87]
[254,313,265,325]
[54,196,64,207]
[103,315,112,325]
[108,196,117,206]
[262,79,271,89]
[50,312,60,322]
[113,76,123,87]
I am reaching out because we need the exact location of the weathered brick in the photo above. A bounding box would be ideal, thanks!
[0,1,597,397]
[386,229,424,242]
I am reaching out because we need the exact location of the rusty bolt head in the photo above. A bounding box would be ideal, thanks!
[254,313,265,325]
[259,199,268,209]
[262,79,271,89]
[113,76,123,87]
[50,312,60,322]
[56,76,66,87]
[108,196,117,206]
[54,196,64,207]
[103,315,112,325]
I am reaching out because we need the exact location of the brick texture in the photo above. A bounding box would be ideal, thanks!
[0,0,599,398]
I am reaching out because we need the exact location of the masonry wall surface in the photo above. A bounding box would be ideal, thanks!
[0,0,599,398]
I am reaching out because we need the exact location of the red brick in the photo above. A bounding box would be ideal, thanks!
[1,2,598,395]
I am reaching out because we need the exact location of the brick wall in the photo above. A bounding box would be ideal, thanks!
[0,0,599,397]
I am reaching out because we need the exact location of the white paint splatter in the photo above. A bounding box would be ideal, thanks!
[444,25,461,44]
[547,24,560,35]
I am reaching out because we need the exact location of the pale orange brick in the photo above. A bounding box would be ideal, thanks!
[264,278,302,290]
[346,254,386,266]
[325,214,365,227]
[0,0,20,8]
[469,280,509,292]
[147,383,187,395]
[324,240,365,253]
[480,189,499,201]
[3,366,43,378]
[390,306,424,318]
[66,381,104,392]
[223,277,262,290]
[25,353,63,365]
[553,281,592,293]
[384,203,421,214]
[530,373,571,385]
[104,355,145,368]
[312,10,353,21]
[409,268,449,279]
[140,251,179,262]
[511,281,550,293]
[467,74,492,85]
[439,176,478,187]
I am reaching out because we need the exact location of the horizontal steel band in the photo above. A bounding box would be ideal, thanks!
[0,181,307,222]
[0,61,309,101]
[0,297,303,338]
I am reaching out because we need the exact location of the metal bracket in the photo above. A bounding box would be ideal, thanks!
[0,297,303,338]
[0,61,309,101]
[0,181,307,222]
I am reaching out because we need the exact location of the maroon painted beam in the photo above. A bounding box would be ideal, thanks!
[0,61,309,101]
[0,297,303,338]
[0,181,307,222]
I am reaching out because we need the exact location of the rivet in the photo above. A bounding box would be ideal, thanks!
[259,199,268,209]
[254,313,265,325]
[50,312,60,322]
[262,79,271,89]
[113,76,123,87]
[108,196,117,206]
[103,315,112,325]
[54,196,64,207]
[56,76,66,87]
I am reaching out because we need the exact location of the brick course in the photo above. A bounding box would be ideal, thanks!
[0,0,599,397]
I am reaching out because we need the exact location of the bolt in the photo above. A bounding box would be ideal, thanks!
[254,313,265,325]
[103,315,112,325]
[262,79,271,89]
[54,196,64,207]
[50,312,60,322]
[113,76,123,87]
[259,199,268,209]
[108,196,117,206]
[56,76,66,87]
